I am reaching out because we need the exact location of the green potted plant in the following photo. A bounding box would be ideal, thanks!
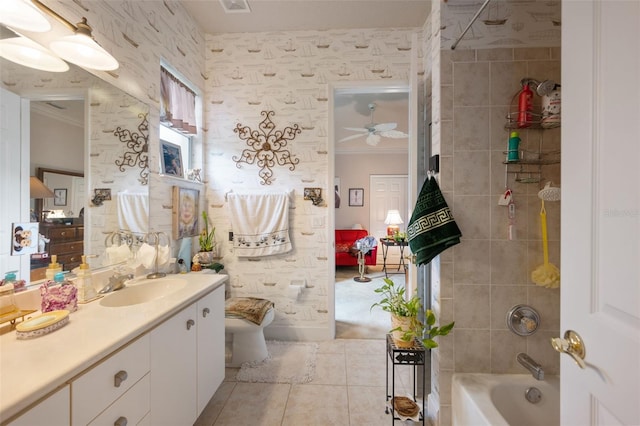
[371,277,454,348]
[196,211,218,265]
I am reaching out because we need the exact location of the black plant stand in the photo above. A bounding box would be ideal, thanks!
[385,334,426,425]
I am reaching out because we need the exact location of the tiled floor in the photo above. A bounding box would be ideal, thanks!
[195,338,420,426]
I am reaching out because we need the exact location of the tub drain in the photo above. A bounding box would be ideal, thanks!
[525,386,542,404]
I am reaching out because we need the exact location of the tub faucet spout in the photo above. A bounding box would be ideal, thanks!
[517,353,544,380]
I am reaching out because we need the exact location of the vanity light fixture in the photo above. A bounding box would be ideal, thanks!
[0,36,69,72]
[0,0,119,71]
[0,0,51,32]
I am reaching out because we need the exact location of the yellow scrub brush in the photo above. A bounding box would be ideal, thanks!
[531,182,561,288]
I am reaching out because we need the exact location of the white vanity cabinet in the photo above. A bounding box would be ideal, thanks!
[149,285,224,425]
[71,334,150,426]
[7,386,70,426]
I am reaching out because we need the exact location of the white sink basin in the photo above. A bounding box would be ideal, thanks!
[100,278,188,307]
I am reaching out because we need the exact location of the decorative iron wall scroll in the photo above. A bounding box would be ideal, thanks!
[114,113,150,185]
[233,111,300,185]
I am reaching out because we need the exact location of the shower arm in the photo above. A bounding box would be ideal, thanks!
[450,0,492,50]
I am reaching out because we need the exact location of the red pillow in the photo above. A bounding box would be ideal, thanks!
[336,243,352,253]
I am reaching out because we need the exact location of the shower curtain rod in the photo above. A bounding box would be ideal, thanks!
[450,0,492,50]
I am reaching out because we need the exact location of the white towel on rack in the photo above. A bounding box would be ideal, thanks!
[117,191,149,234]
[227,191,292,257]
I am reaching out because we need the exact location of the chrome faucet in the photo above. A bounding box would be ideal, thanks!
[98,273,133,294]
[517,353,545,380]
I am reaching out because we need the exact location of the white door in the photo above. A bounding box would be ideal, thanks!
[562,1,639,424]
[370,174,408,264]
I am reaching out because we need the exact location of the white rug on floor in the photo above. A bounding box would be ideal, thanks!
[236,340,318,384]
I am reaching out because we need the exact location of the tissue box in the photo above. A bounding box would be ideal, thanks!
[40,281,77,313]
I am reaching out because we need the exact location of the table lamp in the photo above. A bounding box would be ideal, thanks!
[384,210,403,236]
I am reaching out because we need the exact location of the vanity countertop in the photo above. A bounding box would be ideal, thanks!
[0,271,228,423]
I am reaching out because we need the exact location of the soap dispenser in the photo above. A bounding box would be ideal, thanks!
[75,256,97,303]
[45,255,62,280]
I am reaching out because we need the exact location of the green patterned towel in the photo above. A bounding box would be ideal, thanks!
[407,177,462,266]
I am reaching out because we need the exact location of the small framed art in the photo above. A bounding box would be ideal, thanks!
[348,188,364,206]
[161,140,184,178]
[172,186,200,239]
[53,188,67,206]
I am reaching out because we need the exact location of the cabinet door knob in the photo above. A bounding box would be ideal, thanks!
[186,319,195,330]
[202,307,210,318]
[114,416,128,426]
[114,370,128,387]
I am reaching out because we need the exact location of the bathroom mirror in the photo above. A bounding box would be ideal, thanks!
[35,168,85,222]
[0,24,150,274]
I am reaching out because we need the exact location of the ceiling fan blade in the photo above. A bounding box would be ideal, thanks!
[378,130,408,139]
[338,133,367,143]
[372,122,397,132]
[366,133,381,146]
[343,127,369,133]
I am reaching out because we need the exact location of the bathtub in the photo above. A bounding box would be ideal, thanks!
[452,373,559,426]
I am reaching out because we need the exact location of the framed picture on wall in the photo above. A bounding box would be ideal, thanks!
[172,186,200,240]
[161,140,184,178]
[53,188,67,206]
[348,188,364,206]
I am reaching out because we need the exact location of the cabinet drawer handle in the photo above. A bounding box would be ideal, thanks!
[114,416,128,426]
[114,370,128,387]
[60,231,66,236]
[202,307,210,318]
[186,319,195,330]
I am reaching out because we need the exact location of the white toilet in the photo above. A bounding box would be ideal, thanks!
[225,304,275,367]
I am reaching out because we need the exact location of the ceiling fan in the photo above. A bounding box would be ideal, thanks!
[338,102,408,146]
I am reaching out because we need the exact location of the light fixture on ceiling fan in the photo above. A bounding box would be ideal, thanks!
[339,102,408,146]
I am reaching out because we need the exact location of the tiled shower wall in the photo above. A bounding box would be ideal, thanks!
[434,47,562,425]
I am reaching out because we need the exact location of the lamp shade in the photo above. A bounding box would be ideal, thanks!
[30,176,54,199]
[384,209,403,236]
[384,210,403,225]
[49,18,119,71]
[0,0,51,32]
[0,37,69,72]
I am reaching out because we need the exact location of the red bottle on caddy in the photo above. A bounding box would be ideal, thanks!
[517,80,533,128]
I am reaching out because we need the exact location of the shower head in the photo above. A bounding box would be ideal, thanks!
[538,182,561,202]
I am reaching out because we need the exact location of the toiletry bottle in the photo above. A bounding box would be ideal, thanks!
[75,255,97,303]
[45,255,62,280]
[507,131,521,162]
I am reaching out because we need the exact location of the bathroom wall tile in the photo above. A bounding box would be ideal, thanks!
[440,404,453,426]
[491,240,528,284]
[282,384,349,426]
[453,284,490,329]
[490,107,511,151]
[451,49,476,63]
[453,107,490,151]
[440,50,453,85]
[527,286,560,331]
[490,285,528,330]
[454,329,491,373]
[453,62,490,106]
[438,331,455,370]
[441,85,454,121]
[489,151,511,197]
[490,330,527,373]
[453,195,491,240]
[550,47,561,60]
[441,299,455,329]
[438,369,454,405]
[527,60,561,88]
[477,48,513,61]
[440,261,454,299]
[453,240,491,284]
[439,156,454,193]
[441,120,454,156]
[453,150,490,195]
[527,330,560,375]
[514,47,551,60]
[490,61,529,106]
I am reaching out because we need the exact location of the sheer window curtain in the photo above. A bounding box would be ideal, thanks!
[160,66,197,134]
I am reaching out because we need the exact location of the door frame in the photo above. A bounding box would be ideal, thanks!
[329,80,411,338]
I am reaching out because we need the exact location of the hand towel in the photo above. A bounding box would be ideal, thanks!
[407,176,462,266]
[227,192,292,257]
[117,191,149,234]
